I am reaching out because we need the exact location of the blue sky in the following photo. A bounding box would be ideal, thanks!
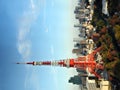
[0,0,80,90]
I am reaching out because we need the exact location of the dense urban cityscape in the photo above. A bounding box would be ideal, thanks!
[70,0,120,90]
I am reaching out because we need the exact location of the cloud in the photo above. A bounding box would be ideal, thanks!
[50,67,59,90]
[30,0,35,10]
[18,40,31,59]
[24,69,41,90]
[17,0,42,60]
[43,0,47,27]
[50,45,54,56]
[51,0,55,7]
[45,28,49,33]
[49,45,59,90]
[17,19,31,60]
[45,24,51,33]
[16,0,46,89]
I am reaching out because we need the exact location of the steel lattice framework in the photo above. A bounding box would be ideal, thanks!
[17,47,103,78]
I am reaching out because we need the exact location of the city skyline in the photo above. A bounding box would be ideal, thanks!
[0,0,81,90]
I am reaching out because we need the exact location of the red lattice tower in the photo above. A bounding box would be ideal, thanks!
[17,47,102,78]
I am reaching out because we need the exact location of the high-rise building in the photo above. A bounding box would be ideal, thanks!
[72,48,83,54]
[74,24,82,27]
[73,38,81,42]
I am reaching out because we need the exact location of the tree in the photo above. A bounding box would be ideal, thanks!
[110,43,115,50]
[100,26,107,35]
[107,50,114,61]
[113,61,120,80]
[96,20,105,27]
[114,25,120,41]
[109,15,120,26]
